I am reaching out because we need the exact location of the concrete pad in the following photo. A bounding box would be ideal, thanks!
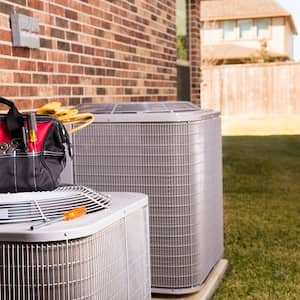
[152,259,229,300]
[222,115,300,136]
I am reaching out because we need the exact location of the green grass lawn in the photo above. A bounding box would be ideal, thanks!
[213,136,300,300]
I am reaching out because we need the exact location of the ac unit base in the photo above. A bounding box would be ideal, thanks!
[152,259,229,298]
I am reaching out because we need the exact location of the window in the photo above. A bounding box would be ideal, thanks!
[223,21,235,40]
[176,0,190,101]
[257,18,270,39]
[176,0,188,61]
[238,19,253,39]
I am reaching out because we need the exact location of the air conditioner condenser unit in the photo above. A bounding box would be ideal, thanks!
[66,102,224,294]
[0,187,151,300]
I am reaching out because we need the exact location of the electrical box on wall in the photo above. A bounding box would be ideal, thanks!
[10,14,40,49]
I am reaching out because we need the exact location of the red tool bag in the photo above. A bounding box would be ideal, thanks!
[0,97,71,193]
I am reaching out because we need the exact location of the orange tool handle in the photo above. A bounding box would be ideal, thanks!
[63,207,87,221]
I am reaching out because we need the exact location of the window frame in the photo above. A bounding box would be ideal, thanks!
[176,0,189,62]
[238,19,254,40]
[223,20,236,41]
[256,18,271,39]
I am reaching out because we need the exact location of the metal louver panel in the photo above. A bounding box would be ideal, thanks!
[0,186,110,224]
[76,101,200,114]
[71,103,223,294]
[0,192,151,300]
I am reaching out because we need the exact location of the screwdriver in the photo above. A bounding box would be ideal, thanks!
[28,112,37,152]
[30,207,87,230]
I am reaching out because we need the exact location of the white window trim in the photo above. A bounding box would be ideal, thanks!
[223,20,236,41]
[238,19,254,40]
[256,18,271,40]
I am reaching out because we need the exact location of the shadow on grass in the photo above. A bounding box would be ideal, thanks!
[213,136,300,300]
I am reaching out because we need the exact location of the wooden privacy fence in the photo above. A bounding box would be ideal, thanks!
[201,62,300,115]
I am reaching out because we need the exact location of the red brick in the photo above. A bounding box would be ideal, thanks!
[6,0,26,5]
[65,10,78,20]
[68,54,79,63]
[70,22,81,31]
[33,98,49,109]
[51,28,65,39]
[0,58,18,70]
[0,29,11,42]
[54,0,69,6]
[15,7,33,16]
[69,97,81,105]
[19,60,36,71]
[81,4,92,14]
[40,38,52,49]
[28,0,44,10]
[12,48,30,58]
[14,73,31,84]
[72,87,83,95]
[0,2,13,14]
[2,86,19,97]
[33,74,48,84]
[66,32,78,41]
[50,75,67,84]
[68,76,80,84]
[20,86,38,97]
[59,64,72,73]
[84,46,95,55]
[80,56,92,65]
[31,49,47,60]
[49,4,64,15]
[0,45,11,55]
[72,65,84,74]
[15,100,34,110]
[72,44,83,53]
[56,17,69,28]
[57,41,70,51]
[38,62,54,72]
[59,87,71,95]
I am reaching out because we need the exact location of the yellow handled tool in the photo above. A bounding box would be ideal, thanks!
[63,207,87,221]
[30,206,87,230]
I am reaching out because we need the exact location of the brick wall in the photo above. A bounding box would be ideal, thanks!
[0,0,177,110]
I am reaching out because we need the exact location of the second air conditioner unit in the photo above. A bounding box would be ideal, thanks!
[65,101,224,294]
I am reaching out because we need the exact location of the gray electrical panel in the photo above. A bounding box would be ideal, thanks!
[10,14,40,49]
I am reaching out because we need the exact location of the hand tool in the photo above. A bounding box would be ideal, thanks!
[30,206,87,230]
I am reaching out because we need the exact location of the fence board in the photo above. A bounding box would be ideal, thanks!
[201,62,300,115]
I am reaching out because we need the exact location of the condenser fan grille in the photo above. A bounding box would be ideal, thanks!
[77,101,200,114]
[0,186,111,224]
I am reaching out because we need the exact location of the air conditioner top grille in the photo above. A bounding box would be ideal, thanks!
[0,191,148,243]
[0,186,110,224]
[76,101,219,123]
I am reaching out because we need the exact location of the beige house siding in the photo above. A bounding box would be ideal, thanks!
[285,20,294,57]
[201,16,293,59]
[268,17,286,55]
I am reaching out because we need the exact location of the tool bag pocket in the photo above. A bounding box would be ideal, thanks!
[0,97,71,193]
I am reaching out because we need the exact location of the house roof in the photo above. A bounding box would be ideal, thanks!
[202,44,288,61]
[200,0,297,34]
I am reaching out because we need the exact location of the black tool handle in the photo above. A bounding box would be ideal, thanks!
[0,97,25,144]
